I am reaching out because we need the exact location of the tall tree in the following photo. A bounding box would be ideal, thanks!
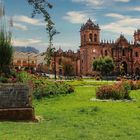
[93,56,114,76]
[45,20,59,68]
[28,0,59,75]
[27,0,52,22]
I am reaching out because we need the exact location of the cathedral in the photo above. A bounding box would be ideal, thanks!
[14,19,140,77]
[79,19,140,76]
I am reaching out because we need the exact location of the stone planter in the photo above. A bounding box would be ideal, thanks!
[0,83,35,121]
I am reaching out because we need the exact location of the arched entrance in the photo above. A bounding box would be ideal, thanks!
[121,61,127,75]
[135,67,140,76]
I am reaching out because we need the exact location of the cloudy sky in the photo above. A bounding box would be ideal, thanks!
[4,0,140,52]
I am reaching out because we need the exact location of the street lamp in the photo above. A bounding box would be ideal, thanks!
[27,53,32,70]
[54,51,57,80]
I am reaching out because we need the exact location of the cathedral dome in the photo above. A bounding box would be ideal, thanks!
[116,34,128,44]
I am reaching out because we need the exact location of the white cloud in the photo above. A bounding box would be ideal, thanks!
[114,0,130,2]
[72,0,130,7]
[63,11,89,24]
[128,6,140,11]
[12,38,42,46]
[101,15,139,35]
[101,23,135,35]
[13,23,28,31]
[72,0,131,9]
[13,15,45,26]
[105,13,125,19]
[72,0,104,6]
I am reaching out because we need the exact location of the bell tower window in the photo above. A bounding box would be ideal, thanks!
[122,49,125,56]
[105,50,108,56]
[89,33,93,42]
[59,58,62,65]
[94,34,97,42]
[135,52,139,57]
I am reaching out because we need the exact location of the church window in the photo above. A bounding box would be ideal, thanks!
[105,50,108,56]
[89,33,93,42]
[59,58,62,65]
[122,49,125,56]
[94,34,97,42]
[135,52,139,57]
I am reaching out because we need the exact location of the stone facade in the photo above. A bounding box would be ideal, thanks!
[50,49,80,76]
[80,19,140,76]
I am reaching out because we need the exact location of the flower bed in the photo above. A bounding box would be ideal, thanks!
[96,81,132,100]
[17,71,74,99]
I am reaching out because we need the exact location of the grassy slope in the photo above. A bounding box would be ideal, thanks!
[0,82,140,140]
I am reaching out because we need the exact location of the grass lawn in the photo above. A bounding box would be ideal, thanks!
[0,81,140,140]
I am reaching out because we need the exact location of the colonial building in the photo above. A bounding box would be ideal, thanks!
[80,19,140,76]
[13,52,37,70]
[53,48,80,76]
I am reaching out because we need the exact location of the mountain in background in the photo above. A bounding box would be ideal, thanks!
[13,46,39,54]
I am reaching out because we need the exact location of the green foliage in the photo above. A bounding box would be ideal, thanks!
[0,31,13,73]
[124,80,140,90]
[0,76,8,83]
[17,71,33,83]
[93,56,114,75]
[27,0,52,21]
[34,82,74,99]
[0,85,140,139]
[17,71,74,99]
[44,47,55,66]
[28,0,59,70]
[44,20,59,71]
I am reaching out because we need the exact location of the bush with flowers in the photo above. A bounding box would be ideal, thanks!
[16,71,74,99]
[96,81,131,100]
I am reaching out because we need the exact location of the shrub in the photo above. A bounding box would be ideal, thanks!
[96,81,131,100]
[33,81,74,99]
[126,80,140,90]
[0,30,13,74]
[136,80,140,89]
[0,76,8,83]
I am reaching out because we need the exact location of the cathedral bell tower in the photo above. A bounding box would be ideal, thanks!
[80,19,100,47]
[80,19,100,75]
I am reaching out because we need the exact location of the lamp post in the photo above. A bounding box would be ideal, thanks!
[54,51,57,80]
[27,53,32,70]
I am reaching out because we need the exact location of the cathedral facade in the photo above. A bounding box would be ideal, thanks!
[14,19,140,77]
[79,19,140,76]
